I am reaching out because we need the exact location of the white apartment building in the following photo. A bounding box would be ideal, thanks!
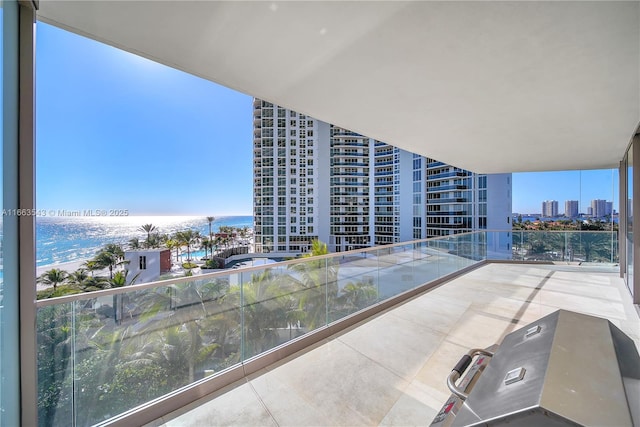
[542,200,559,217]
[254,100,512,255]
[252,99,330,253]
[565,200,579,218]
[590,199,613,218]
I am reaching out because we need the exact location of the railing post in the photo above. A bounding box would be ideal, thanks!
[239,271,245,361]
[71,301,77,427]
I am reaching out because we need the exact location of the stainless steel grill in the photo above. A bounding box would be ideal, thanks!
[431,310,640,427]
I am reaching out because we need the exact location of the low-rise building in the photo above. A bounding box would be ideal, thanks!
[124,249,172,284]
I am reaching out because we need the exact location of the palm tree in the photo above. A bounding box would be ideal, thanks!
[206,216,215,245]
[128,237,141,250]
[213,236,223,256]
[92,243,125,279]
[136,280,226,382]
[336,280,378,318]
[139,224,157,246]
[145,233,162,249]
[165,239,180,263]
[79,275,110,291]
[109,270,141,288]
[288,240,338,329]
[175,230,200,261]
[82,260,101,277]
[572,232,611,262]
[239,226,250,245]
[227,269,294,358]
[37,268,68,290]
[200,238,213,259]
[218,226,236,249]
[139,223,157,240]
[67,268,90,288]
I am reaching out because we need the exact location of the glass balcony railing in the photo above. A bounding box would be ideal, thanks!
[508,230,619,263]
[35,230,618,426]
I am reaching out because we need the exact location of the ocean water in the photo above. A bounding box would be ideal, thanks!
[35,215,253,267]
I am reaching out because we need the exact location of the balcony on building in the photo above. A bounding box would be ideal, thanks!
[3,2,639,427]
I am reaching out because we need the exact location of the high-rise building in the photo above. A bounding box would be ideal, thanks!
[252,99,330,254]
[253,100,512,254]
[542,200,559,217]
[590,199,613,218]
[565,200,579,218]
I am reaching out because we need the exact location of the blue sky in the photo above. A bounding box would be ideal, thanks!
[35,23,618,216]
[36,22,253,215]
[513,169,618,214]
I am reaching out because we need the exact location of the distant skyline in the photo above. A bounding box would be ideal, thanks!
[512,170,618,215]
[35,23,619,217]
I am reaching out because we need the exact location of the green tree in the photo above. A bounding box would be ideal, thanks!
[37,268,68,291]
[200,238,213,259]
[165,238,181,263]
[336,280,378,316]
[67,268,90,288]
[110,270,141,288]
[572,232,611,262]
[82,260,101,277]
[288,240,338,330]
[139,223,157,245]
[37,304,73,426]
[128,237,141,250]
[92,244,125,279]
[228,269,294,358]
[80,275,110,292]
[206,216,215,246]
[175,229,200,260]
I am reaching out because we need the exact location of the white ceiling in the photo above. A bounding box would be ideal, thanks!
[37,1,640,173]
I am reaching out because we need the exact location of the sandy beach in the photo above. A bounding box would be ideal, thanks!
[36,259,108,291]
[36,259,90,277]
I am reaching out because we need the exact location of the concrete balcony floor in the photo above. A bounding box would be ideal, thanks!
[146,263,640,426]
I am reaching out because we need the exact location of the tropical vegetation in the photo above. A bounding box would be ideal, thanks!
[36,217,254,300]
[511,220,618,263]
[36,239,378,426]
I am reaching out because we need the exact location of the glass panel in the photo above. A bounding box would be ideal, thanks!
[1,2,20,425]
[330,252,379,323]
[240,266,302,359]
[287,256,334,333]
[0,4,4,424]
[376,245,412,299]
[37,274,241,426]
[628,145,633,295]
[35,236,489,425]
[413,240,441,286]
[37,303,74,427]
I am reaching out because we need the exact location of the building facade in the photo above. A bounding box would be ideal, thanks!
[590,199,613,218]
[564,200,579,218]
[124,249,172,284]
[542,200,559,217]
[253,100,512,254]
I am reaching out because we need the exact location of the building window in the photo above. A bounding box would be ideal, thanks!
[139,256,147,270]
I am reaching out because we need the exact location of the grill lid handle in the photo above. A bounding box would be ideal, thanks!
[453,355,472,376]
[447,348,494,401]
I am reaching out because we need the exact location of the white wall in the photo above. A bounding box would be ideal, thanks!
[125,250,162,284]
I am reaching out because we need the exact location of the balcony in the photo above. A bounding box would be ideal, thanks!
[426,197,468,204]
[426,184,468,193]
[35,232,636,426]
[153,262,637,426]
[427,171,468,180]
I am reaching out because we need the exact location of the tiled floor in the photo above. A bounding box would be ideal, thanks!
[147,263,640,426]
